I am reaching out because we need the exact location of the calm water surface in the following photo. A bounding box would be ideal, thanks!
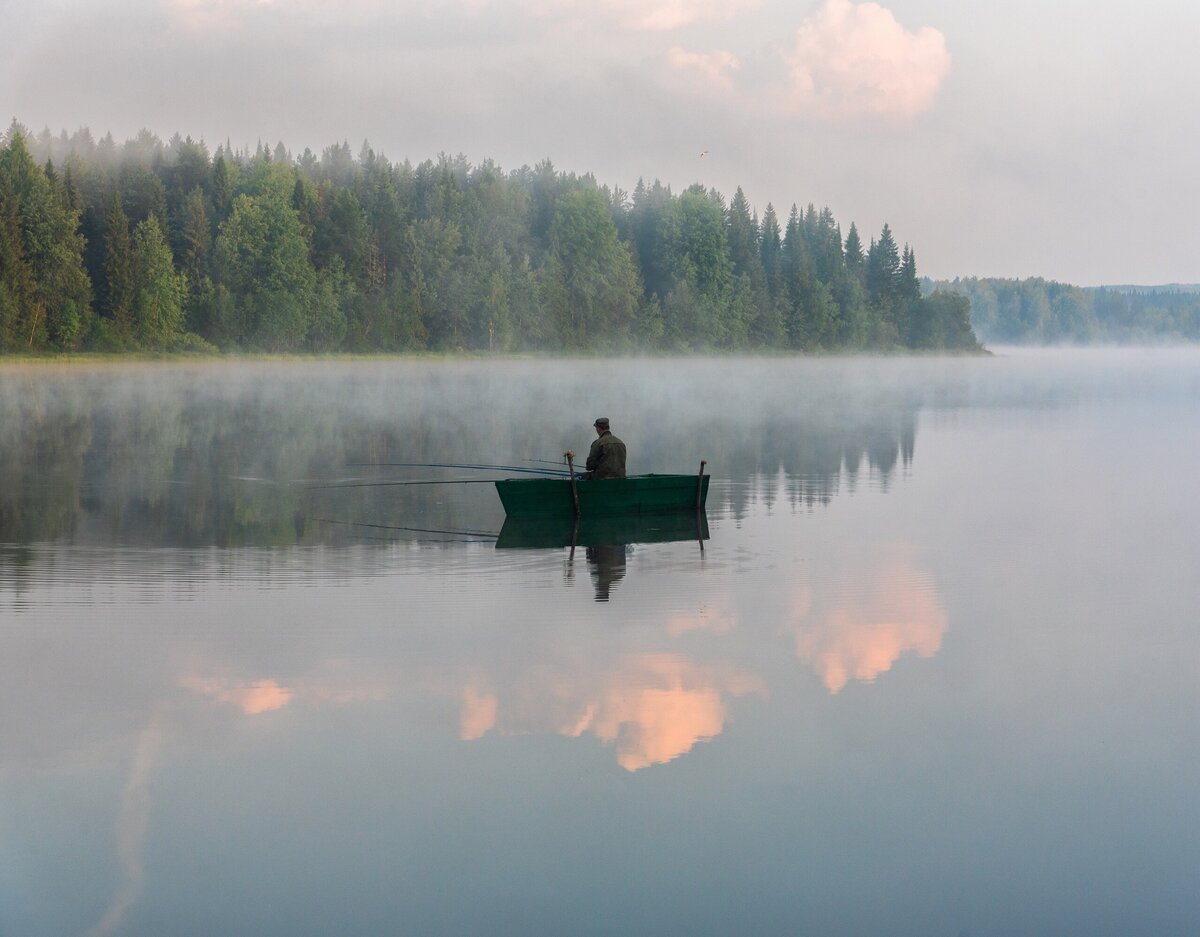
[1,351,1198,936]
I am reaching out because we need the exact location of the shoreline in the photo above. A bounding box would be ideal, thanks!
[0,346,995,367]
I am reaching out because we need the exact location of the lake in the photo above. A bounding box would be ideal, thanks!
[2,350,1198,937]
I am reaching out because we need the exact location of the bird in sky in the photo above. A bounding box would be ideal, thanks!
[699,149,710,158]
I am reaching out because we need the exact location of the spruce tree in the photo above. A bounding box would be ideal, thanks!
[759,203,782,298]
[0,129,93,348]
[211,154,233,221]
[103,194,135,335]
[178,187,212,286]
[844,222,864,275]
[726,187,762,282]
[781,204,814,347]
[0,181,34,349]
[865,223,901,306]
[896,244,922,344]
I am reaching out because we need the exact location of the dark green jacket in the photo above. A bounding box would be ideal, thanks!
[586,431,627,480]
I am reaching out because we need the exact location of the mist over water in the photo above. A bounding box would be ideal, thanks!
[2,350,1199,937]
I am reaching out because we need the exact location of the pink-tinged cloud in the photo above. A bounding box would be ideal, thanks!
[583,655,764,770]
[458,655,763,771]
[459,685,499,740]
[181,676,294,715]
[666,47,740,90]
[538,0,759,31]
[170,0,271,33]
[795,559,947,693]
[86,719,165,937]
[788,0,950,120]
[181,670,389,715]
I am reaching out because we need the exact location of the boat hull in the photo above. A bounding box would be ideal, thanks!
[496,511,709,549]
[494,473,709,518]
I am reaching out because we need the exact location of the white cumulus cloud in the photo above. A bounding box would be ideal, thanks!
[788,0,950,120]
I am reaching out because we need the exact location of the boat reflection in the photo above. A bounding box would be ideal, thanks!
[496,511,709,601]
[495,511,709,550]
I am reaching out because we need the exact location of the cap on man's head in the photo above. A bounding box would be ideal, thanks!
[593,417,610,429]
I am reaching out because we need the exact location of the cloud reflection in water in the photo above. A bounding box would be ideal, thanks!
[459,654,764,771]
[793,551,947,693]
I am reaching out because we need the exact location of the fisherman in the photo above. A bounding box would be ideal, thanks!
[585,417,626,480]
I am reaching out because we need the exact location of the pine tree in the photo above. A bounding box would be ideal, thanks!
[844,222,864,275]
[211,154,233,221]
[759,203,782,298]
[726,187,762,282]
[898,245,920,302]
[895,244,922,345]
[781,204,814,347]
[178,187,212,287]
[865,223,901,306]
[0,180,35,349]
[103,194,135,335]
[0,129,93,348]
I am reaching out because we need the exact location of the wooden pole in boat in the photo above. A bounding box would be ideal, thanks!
[565,450,581,518]
[695,459,707,554]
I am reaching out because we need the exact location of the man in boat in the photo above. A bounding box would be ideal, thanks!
[585,417,626,480]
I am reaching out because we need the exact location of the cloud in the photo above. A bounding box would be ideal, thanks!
[795,557,947,693]
[534,0,759,31]
[182,676,294,714]
[86,718,166,937]
[787,0,950,120]
[460,685,499,740]
[165,0,755,38]
[169,0,272,33]
[666,46,740,89]
[589,658,730,770]
[458,654,763,771]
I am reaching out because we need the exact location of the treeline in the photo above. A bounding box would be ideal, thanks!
[931,276,1200,344]
[0,122,980,355]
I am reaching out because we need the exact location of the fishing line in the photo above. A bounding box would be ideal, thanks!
[315,517,499,538]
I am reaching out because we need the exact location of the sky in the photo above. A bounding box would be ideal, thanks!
[2,0,1198,285]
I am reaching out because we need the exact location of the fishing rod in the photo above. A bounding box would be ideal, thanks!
[315,517,499,539]
[346,461,573,478]
[307,478,507,491]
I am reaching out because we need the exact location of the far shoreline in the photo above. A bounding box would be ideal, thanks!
[0,346,996,367]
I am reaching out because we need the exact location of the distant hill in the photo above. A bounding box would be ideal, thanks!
[1102,283,1200,295]
[924,277,1200,345]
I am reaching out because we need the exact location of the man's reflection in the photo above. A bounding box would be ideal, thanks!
[586,543,628,601]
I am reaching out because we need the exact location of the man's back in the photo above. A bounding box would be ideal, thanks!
[586,431,627,480]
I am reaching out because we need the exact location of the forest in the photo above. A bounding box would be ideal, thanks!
[932,276,1200,344]
[0,122,980,355]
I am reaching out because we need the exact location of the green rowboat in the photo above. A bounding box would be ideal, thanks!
[496,510,709,549]
[494,473,709,519]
